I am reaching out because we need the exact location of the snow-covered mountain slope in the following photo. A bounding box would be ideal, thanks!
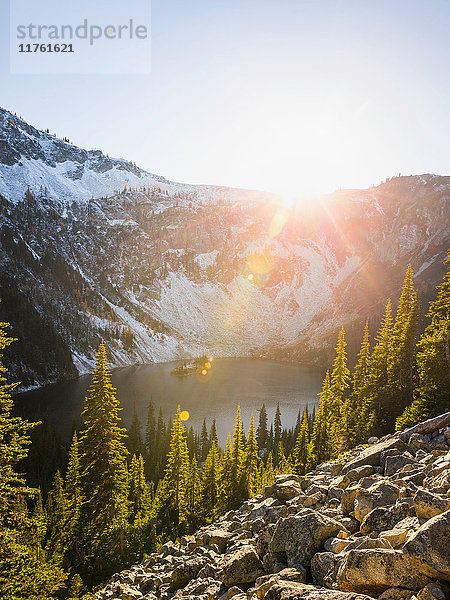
[0,107,449,388]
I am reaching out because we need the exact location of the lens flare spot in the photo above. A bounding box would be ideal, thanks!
[247,248,274,275]
[180,410,190,421]
[269,209,289,238]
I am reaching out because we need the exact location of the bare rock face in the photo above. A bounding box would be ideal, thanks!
[335,548,431,594]
[269,511,346,566]
[402,510,450,581]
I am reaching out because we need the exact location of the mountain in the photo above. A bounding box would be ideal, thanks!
[0,106,449,388]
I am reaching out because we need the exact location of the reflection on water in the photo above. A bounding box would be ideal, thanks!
[14,358,324,444]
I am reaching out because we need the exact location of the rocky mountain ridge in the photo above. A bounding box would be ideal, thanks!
[0,107,449,388]
[97,413,450,600]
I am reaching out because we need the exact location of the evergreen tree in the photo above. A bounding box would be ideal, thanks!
[309,371,331,468]
[397,252,450,428]
[365,300,394,435]
[209,420,218,447]
[78,342,130,576]
[145,398,156,459]
[44,470,66,557]
[343,322,374,447]
[256,404,268,451]
[389,265,420,417]
[230,405,245,505]
[292,407,309,475]
[243,414,259,497]
[219,434,233,512]
[64,432,82,564]
[200,419,209,461]
[329,327,351,453]
[162,406,190,525]
[273,404,282,456]
[127,408,143,458]
[200,442,219,519]
[0,322,66,598]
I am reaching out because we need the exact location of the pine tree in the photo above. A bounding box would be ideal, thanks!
[273,404,282,456]
[243,414,259,497]
[78,342,130,572]
[329,327,351,453]
[397,252,450,428]
[389,265,420,417]
[309,371,331,468]
[292,407,309,475]
[162,406,190,525]
[127,408,143,457]
[45,470,66,556]
[343,322,374,447]
[200,419,209,461]
[200,442,219,519]
[209,420,218,447]
[63,432,81,563]
[365,300,394,435]
[230,405,245,506]
[145,398,156,460]
[0,322,66,598]
[186,455,201,524]
[219,434,233,512]
[256,404,268,451]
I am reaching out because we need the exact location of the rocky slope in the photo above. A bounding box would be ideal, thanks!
[97,414,450,600]
[1,106,449,387]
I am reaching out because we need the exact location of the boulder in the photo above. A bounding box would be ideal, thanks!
[385,454,418,477]
[171,556,206,587]
[342,437,408,474]
[263,582,375,599]
[276,481,303,502]
[336,548,431,594]
[379,528,408,547]
[269,511,346,566]
[341,485,360,516]
[416,582,447,600]
[221,545,264,586]
[403,509,450,580]
[311,552,343,588]
[324,537,352,554]
[413,489,450,520]
[359,501,412,534]
[354,481,400,521]
[378,588,415,600]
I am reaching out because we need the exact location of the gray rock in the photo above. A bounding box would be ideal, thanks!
[359,500,412,534]
[342,437,408,474]
[171,557,206,588]
[354,481,400,522]
[413,488,450,519]
[264,581,375,599]
[385,454,418,477]
[221,545,264,586]
[403,509,450,581]
[336,548,431,594]
[269,510,346,566]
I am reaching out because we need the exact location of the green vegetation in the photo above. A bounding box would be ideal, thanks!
[0,253,448,597]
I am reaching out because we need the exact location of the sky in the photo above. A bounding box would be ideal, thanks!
[1,0,450,196]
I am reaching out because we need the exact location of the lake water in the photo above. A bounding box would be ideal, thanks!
[14,358,324,444]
